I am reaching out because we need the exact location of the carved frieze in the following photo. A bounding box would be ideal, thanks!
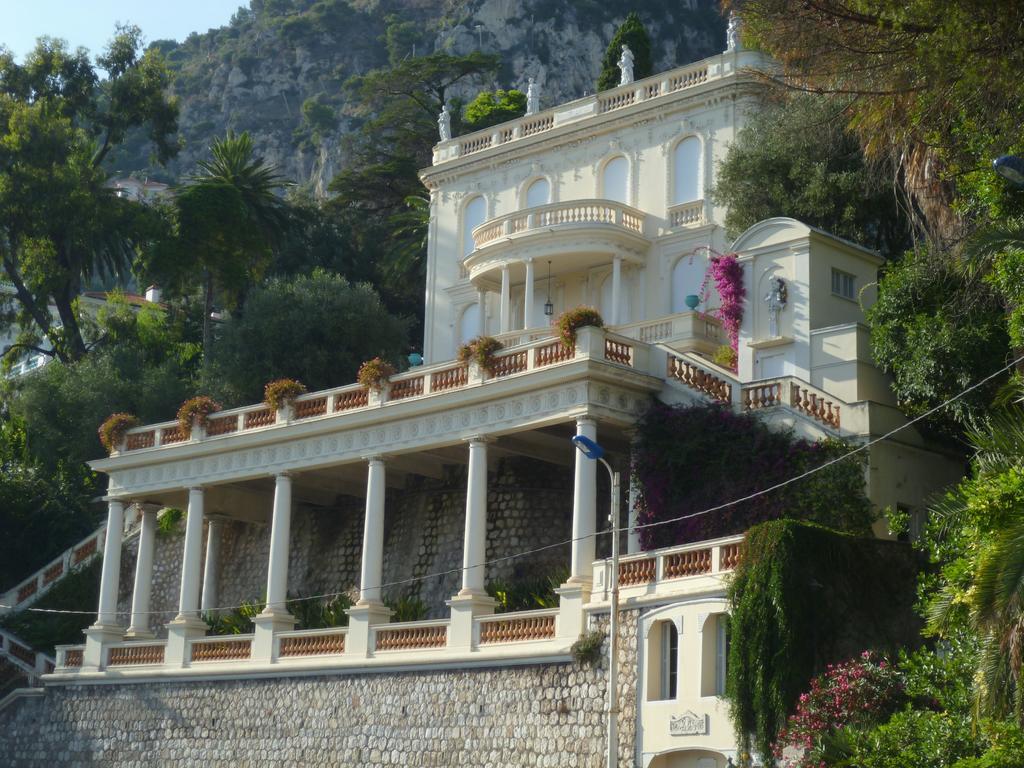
[669,711,709,736]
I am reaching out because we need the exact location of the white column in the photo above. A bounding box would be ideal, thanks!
[627,474,642,555]
[175,488,205,620]
[264,473,293,615]
[477,289,487,336]
[460,437,489,595]
[610,255,622,326]
[200,516,224,614]
[523,258,535,330]
[95,499,126,627]
[359,457,386,605]
[570,418,598,582]
[499,265,511,333]
[126,506,158,637]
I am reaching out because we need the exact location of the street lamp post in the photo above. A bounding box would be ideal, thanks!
[571,433,620,768]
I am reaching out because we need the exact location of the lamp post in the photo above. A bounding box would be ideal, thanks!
[993,155,1024,187]
[571,433,620,768]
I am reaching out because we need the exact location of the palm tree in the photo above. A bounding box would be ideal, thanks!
[181,131,290,361]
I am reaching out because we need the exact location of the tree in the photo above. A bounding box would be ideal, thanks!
[0,27,178,363]
[596,12,653,92]
[712,93,911,256]
[463,89,526,132]
[203,270,410,407]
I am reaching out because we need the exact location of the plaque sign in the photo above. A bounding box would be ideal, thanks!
[669,711,709,736]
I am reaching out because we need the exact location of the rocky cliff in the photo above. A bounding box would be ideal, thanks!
[110,0,726,190]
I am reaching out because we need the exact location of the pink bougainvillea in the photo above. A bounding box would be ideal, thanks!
[700,253,745,367]
[775,651,903,767]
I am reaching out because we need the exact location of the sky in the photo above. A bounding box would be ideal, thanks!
[1,0,245,61]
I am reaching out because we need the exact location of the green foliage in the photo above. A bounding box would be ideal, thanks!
[156,507,183,536]
[176,395,221,437]
[486,569,565,613]
[571,629,605,666]
[300,94,336,136]
[457,336,504,376]
[385,596,427,623]
[288,593,353,629]
[462,89,526,132]
[204,599,262,635]
[711,93,911,256]
[868,246,1009,438]
[596,12,653,92]
[0,559,101,653]
[204,271,408,407]
[356,356,398,393]
[0,27,178,362]
[711,344,737,371]
[634,403,874,547]
[726,521,922,761]
[97,412,139,454]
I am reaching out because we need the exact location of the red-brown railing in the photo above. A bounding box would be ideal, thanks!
[375,624,447,651]
[479,614,556,644]
[278,632,345,657]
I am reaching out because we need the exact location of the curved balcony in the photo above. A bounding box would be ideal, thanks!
[464,199,649,287]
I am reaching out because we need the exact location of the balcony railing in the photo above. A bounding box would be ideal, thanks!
[470,199,647,251]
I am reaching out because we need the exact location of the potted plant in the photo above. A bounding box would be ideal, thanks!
[98,412,140,455]
[556,306,604,350]
[457,336,504,376]
[357,357,397,393]
[176,396,222,439]
[264,378,307,421]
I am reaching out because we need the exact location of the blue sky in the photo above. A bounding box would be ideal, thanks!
[1,0,244,61]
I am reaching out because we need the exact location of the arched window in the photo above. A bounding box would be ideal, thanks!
[701,613,730,697]
[462,196,486,258]
[647,620,679,701]
[459,302,481,344]
[525,177,550,208]
[672,137,701,203]
[671,255,705,313]
[601,156,629,204]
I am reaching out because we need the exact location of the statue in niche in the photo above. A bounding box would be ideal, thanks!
[764,277,788,338]
[618,44,635,86]
[526,77,540,115]
[438,104,452,141]
[726,11,742,51]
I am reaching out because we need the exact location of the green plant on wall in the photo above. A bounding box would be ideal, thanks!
[486,569,566,613]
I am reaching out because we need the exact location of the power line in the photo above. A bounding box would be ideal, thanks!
[4,353,1020,618]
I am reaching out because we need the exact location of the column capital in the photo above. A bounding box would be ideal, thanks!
[575,416,598,428]
[272,471,293,481]
[463,434,491,445]
[187,485,205,493]
[361,454,388,464]
[102,495,128,505]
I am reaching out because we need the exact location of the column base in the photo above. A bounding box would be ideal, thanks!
[82,623,125,671]
[165,615,209,667]
[345,602,393,658]
[253,608,296,662]
[123,627,156,640]
[446,593,496,650]
[555,581,592,641]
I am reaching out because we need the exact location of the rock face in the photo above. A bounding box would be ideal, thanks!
[0,610,640,767]
[111,0,725,189]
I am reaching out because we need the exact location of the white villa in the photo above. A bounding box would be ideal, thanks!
[1,35,962,768]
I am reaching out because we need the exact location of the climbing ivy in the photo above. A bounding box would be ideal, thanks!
[725,521,922,764]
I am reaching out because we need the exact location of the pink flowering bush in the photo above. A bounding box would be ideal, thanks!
[700,253,745,369]
[775,651,904,767]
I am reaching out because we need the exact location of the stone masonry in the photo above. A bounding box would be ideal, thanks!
[0,610,639,767]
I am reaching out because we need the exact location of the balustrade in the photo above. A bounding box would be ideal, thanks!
[619,558,655,586]
[161,425,187,444]
[743,382,782,410]
[205,415,239,436]
[72,537,97,565]
[604,338,633,366]
[430,365,468,392]
[375,624,447,651]
[389,376,425,401]
[534,340,573,367]
[108,644,165,666]
[791,384,841,428]
[666,355,732,404]
[124,430,155,451]
[470,199,646,250]
[293,396,327,419]
[244,408,275,429]
[663,548,712,579]
[191,638,252,662]
[278,631,345,658]
[42,561,64,586]
[490,350,528,378]
[479,613,556,644]
[335,388,369,412]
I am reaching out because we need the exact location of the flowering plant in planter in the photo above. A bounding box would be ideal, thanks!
[457,336,504,375]
[264,378,307,412]
[357,357,397,392]
[556,306,604,349]
[700,253,745,368]
[176,396,222,438]
[98,412,140,454]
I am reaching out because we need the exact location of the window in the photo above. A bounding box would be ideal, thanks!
[525,177,550,208]
[661,622,679,700]
[831,268,856,300]
[701,613,730,696]
[602,156,629,204]
[672,137,701,203]
[462,196,486,258]
[715,614,730,696]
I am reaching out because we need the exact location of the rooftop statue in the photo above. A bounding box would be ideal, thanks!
[526,77,540,116]
[438,104,452,142]
[726,11,742,51]
[618,44,635,86]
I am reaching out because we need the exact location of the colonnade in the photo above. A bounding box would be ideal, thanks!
[83,417,642,666]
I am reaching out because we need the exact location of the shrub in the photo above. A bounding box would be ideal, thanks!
[176,396,222,437]
[385,595,427,623]
[288,593,353,629]
[711,344,737,371]
[487,568,566,613]
[0,559,101,653]
[97,412,140,454]
[556,306,603,349]
[205,599,263,635]
[571,629,605,666]
[263,378,307,411]
[356,357,396,392]
[156,507,184,536]
[457,336,504,375]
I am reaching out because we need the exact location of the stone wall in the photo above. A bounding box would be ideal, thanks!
[0,610,639,767]
[116,457,581,632]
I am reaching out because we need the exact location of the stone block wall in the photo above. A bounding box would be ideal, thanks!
[116,457,579,632]
[0,609,639,767]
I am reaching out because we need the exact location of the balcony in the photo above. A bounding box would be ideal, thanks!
[464,199,649,287]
